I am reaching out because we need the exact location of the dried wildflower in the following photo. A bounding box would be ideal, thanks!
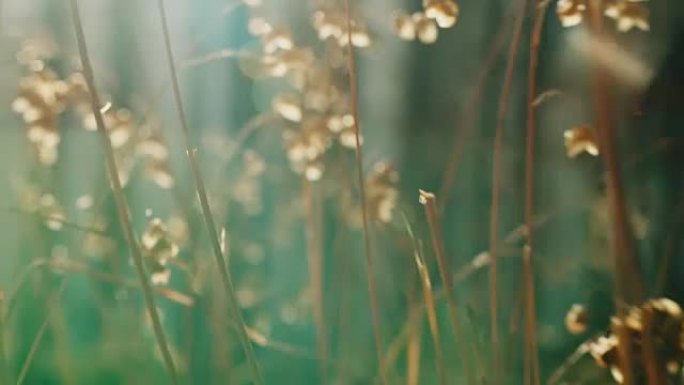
[140,218,179,285]
[248,15,273,36]
[82,107,134,148]
[564,125,599,158]
[284,117,332,180]
[12,68,71,166]
[262,27,294,54]
[605,1,649,32]
[39,193,65,230]
[565,304,589,334]
[584,298,684,383]
[557,0,587,27]
[413,12,439,44]
[424,0,459,28]
[272,92,303,122]
[312,9,372,48]
[394,11,417,40]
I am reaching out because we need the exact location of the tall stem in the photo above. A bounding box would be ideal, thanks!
[488,0,527,382]
[587,1,643,384]
[420,190,474,384]
[155,1,264,384]
[523,1,547,384]
[343,1,387,383]
[68,2,179,383]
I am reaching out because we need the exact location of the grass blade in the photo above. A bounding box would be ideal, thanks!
[68,2,179,383]
[155,1,263,383]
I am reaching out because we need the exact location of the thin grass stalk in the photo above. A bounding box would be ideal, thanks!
[587,1,643,384]
[419,190,473,384]
[641,308,664,385]
[586,1,644,307]
[303,179,329,382]
[343,1,387,384]
[413,249,447,385]
[68,2,179,383]
[401,213,423,385]
[523,1,548,384]
[16,281,67,385]
[155,1,263,383]
[488,0,527,381]
[406,272,423,385]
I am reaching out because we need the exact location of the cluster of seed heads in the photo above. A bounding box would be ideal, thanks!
[140,217,180,286]
[586,298,684,383]
[557,0,649,32]
[393,0,460,44]
[11,39,176,190]
[239,0,377,181]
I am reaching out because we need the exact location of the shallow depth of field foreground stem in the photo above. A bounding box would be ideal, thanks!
[156,0,264,384]
[69,1,179,383]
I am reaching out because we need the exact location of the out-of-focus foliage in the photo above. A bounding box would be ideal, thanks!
[0,0,683,384]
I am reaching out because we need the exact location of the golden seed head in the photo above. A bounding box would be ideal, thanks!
[564,125,600,158]
[424,0,459,28]
[565,304,589,334]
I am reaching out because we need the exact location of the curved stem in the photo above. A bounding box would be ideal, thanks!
[343,1,387,384]
[68,2,179,383]
[155,1,263,384]
[488,0,527,382]
[523,1,548,384]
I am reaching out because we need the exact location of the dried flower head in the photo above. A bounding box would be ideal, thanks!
[140,218,179,285]
[605,1,649,32]
[312,9,372,48]
[564,125,599,158]
[12,67,72,166]
[262,27,294,54]
[394,11,417,40]
[273,92,303,122]
[284,117,332,180]
[248,15,273,36]
[585,298,684,383]
[424,0,460,28]
[413,12,439,44]
[39,193,65,230]
[557,0,587,27]
[565,304,589,334]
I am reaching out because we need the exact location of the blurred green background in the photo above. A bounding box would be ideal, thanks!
[1,0,683,384]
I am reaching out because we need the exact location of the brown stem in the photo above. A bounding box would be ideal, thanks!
[488,0,527,382]
[419,190,474,384]
[155,1,264,383]
[343,1,387,383]
[523,1,547,384]
[68,1,179,383]
[414,251,447,385]
[587,1,643,383]
[303,179,329,382]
